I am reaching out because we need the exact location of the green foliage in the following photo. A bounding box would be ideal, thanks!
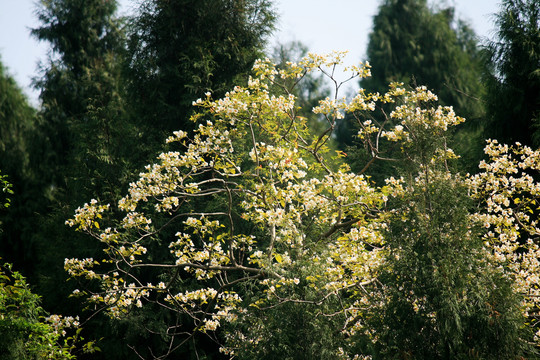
[229,297,347,360]
[0,58,36,192]
[0,59,45,279]
[0,60,36,180]
[225,250,350,360]
[483,0,540,146]
[0,171,12,236]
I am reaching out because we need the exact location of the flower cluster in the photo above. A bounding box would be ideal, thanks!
[350,83,463,155]
[45,314,80,337]
[65,199,109,231]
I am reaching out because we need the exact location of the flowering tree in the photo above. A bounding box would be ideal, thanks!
[65,53,534,358]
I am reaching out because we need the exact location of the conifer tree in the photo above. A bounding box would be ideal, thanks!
[125,0,276,145]
[32,0,131,201]
[361,0,484,120]
[30,2,138,358]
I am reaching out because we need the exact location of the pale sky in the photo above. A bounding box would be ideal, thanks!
[0,0,501,104]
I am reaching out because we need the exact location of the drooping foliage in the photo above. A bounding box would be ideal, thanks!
[370,175,526,358]
[362,114,528,357]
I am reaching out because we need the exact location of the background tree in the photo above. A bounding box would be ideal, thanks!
[361,0,484,120]
[27,2,143,358]
[30,0,129,292]
[125,0,276,148]
[32,0,131,203]
[0,60,35,183]
[483,0,540,146]
[0,59,42,278]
